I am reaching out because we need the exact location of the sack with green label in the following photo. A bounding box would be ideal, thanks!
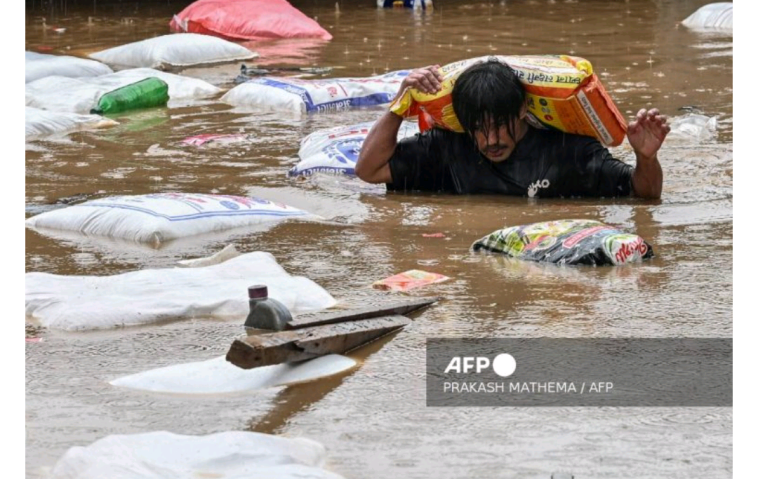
[472,219,653,266]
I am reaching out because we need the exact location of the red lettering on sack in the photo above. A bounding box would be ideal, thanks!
[328,128,370,139]
[615,237,646,264]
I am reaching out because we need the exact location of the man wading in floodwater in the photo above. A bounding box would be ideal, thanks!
[355,60,670,199]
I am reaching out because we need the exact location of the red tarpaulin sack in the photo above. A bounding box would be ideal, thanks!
[170,0,333,41]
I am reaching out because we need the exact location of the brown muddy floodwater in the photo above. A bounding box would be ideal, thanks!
[25,0,732,478]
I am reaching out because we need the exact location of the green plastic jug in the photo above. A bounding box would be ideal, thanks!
[90,77,169,115]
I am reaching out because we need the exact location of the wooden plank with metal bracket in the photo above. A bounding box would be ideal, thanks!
[226,297,439,369]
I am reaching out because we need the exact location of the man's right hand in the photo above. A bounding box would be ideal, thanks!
[356,66,444,185]
[395,65,444,99]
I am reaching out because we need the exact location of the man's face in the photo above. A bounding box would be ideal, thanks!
[472,119,518,162]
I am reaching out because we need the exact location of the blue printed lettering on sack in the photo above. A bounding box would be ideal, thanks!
[324,139,362,165]
[288,166,355,177]
[84,194,306,221]
[310,93,396,112]
[251,78,316,110]
[251,75,406,113]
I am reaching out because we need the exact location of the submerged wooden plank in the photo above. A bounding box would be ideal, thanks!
[227,315,410,369]
[286,297,439,330]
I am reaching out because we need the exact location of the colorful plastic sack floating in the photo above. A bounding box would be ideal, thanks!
[289,121,419,177]
[390,55,627,146]
[222,70,409,113]
[471,219,653,266]
[90,78,169,115]
[170,0,333,41]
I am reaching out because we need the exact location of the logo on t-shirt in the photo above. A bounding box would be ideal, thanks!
[527,179,550,197]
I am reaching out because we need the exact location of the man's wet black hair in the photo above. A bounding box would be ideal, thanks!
[451,60,527,141]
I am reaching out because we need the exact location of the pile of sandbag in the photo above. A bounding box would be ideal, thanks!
[25,193,313,245]
[171,0,332,40]
[290,121,420,177]
[25,251,337,331]
[25,69,220,114]
[25,107,118,140]
[89,33,258,69]
[25,51,112,83]
[222,70,409,113]
[48,431,346,479]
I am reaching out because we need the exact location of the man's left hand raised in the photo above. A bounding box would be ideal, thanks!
[628,108,670,161]
[628,108,669,199]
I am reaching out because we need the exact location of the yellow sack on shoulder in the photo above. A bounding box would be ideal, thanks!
[390,55,627,147]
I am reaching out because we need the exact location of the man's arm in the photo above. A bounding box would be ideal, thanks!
[628,108,670,199]
[354,111,403,183]
[355,65,443,184]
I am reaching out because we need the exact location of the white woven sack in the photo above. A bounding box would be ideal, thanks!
[25,51,113,83]
[682,3,733,31]
[48,431,346,479]
[25,68,221,113]
[221,70,409,113]
[90,33,258,68]
[25,251,337,330]
[110,354,356,394]
[25,193,313,245]
[25,107,118,140]
[290,120,419,177]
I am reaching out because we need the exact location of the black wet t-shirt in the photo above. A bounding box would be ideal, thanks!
[386,127,633,197]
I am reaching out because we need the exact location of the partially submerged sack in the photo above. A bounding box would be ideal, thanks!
[49,431,346,479]
[682,3,733,31]
[472,219,653,266]
[171,0,333,41]
[25,68,220,114]
[25,107,117,140]
[90,77,169,115]
[391,55,627,146]
[25,251,337,330]
[221,70,409,113]
[289,121,419,177]
[25,51,113,83]
[89,33,258,69]
[110,354,355,394]
[25,193,313,245]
